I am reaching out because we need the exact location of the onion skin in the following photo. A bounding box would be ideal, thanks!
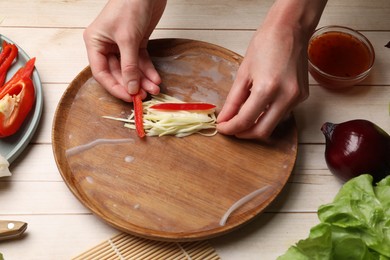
[321,119,390,182]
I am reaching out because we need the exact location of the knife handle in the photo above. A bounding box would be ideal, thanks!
[0,220,28,241]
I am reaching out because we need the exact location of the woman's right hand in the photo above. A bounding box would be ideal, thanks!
[83,0,167,101]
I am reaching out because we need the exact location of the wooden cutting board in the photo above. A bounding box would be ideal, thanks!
[52,39,298,241]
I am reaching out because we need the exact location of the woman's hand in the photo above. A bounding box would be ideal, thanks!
[217,0,327,140]
[217,25,309,140]
[83,0,167,101]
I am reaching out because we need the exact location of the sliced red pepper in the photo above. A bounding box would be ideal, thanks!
[0,58,36,138]
[0,77,35,137]
[6,57,35,84]
[131,94,145,138]
[150,102,216,111]
[0,58,35,95]
[0,42,12,65]
[0,41,18,87]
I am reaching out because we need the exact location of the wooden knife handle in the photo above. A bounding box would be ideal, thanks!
[0,220,28,241]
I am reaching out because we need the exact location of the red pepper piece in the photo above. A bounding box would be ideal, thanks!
[0,41,18,87]
[0,77,35,137]
[0,58,35,96]
[0,42,12,64]
[150,102,216,111]
[0,58,36,138]
[131,94,145,138]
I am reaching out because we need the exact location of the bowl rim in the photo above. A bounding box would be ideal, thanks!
[308,25,375,82]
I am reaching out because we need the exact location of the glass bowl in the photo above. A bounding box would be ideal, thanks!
[308,25,375,89]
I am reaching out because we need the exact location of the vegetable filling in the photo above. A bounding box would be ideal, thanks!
[104,94,217,137]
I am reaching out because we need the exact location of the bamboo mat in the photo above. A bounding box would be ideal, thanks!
[73,233,220,260]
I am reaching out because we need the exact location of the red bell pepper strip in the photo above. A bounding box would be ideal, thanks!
[150,102,216,111]
[0,41,18,87]
[0,58,36,138]
[0,42,12,65]
[131,94,145,138]
[0,58,35,98]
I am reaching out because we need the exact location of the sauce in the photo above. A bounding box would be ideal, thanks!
[308,31,372,77]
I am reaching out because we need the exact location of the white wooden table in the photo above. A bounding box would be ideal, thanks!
[0,1,389,259]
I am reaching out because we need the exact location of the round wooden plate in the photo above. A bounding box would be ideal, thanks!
[52,39,297,241]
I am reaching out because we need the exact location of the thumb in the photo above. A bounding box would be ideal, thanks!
[119,42,141,95]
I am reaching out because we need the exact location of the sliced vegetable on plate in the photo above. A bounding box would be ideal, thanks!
[0,40,18,86]
[0,57,36,137]
[104,93,217,138]
[131,93,145,138]
[150,102,216,111]
[0,35,42,164]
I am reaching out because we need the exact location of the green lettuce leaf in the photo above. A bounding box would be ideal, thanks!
[278,174,390,260]
[277,223,332,260]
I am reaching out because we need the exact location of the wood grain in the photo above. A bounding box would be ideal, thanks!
[52,39,298,241]
[1,0,389,30]
[1,0,389,259]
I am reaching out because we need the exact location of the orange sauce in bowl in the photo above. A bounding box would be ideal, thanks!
[308,31,372,77]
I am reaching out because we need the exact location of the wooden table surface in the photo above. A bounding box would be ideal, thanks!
[1,0,389,259]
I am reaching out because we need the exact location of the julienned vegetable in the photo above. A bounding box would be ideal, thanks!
[104,93,217,137]
[131,93,145,138]
[150,102,216,111]
[278,174,390,259]
[321,119,390,182]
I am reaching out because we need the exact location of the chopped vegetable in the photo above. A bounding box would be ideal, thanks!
[0,58,36,138]
[131,93,145,138]
[104,93,217,137]
[0,40,18,87]
[0,154,11,177]
[278,174,390,259]
[150,102,216,111]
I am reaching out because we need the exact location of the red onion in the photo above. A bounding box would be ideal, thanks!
[321,119,390,182]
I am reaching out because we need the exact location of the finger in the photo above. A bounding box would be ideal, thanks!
[105,54,133,102]
[117,36,142,95]
[235,91,298,140]
[139,48,161,86]
[141,77,160,95]
[98,54,132,102]
[137,88,148,100]
[235,102,287,140]
[86,47,132,102]
[107,53,122,83]
[217,92,272,135]
[217,66,252,123]
[217,77,277,134]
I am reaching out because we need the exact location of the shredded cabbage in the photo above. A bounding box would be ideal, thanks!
[103,94,217,137]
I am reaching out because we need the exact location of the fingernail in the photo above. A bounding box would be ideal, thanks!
[127,80,139,94]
